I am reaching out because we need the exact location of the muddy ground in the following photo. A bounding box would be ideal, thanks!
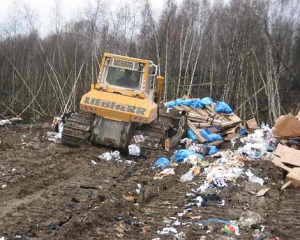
[0,121,299,240]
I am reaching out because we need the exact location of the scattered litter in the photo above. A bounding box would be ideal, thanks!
[1,184,7,189]
[91,160,97,165]
[174,232,186,239]
[48,122,63,143]
[171,149,204,162]
[0,237,5,240]
[239,211,262,228]
[0,120,11,126]
[128,144,140,156]
[157,227,177,235]
[221,225,235,234]
[200,129,223,143]
[180,165,196,182]
[256,188,270,197]
[152,157,171,170]
[154,168,175,179]
[98,151,121,161]
[201,218,232,225]
[133,135,145,143]
[123,195,135,201]
[272,113,300,139]
[246,170,264,186]
[136,184,142,195]
[214,101,233,114]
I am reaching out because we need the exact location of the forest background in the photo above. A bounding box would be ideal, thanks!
[0,0,300,125]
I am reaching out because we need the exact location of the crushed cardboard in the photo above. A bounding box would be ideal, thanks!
[272,114,300,139]
[273,145,300,188]
[174,104,243,143]
[246,118,258,132]
[274,144,300,167]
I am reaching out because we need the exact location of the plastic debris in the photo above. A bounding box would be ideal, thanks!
[174,232,186,239]
[157,227,177,235]
[98,151,121,161]
[221,225,236,234]
[245,170,264,186]
[190,99,204,109]
[133,135,145,143]
[239,211,262,228]
[136,184,142,195]
[0,237,5,240]
[171,149,204,162]
[208,145,218,155]
[201,218,232,225]
[200,129,223,143]
[187,129,197,141]
[128,144,140,156]
[154,168,175,179]
[48,122,63,143]
[200,97,213,106]
[153,157,171,170]
[0,120,11,126]
[1,184,7,189]
[91,160,97,165]
[180,166,196,182]
[214,101,233,114]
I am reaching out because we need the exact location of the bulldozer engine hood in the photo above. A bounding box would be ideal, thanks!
[80,90,157,123]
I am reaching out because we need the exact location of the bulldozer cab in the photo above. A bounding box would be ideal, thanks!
[96,53,158,101]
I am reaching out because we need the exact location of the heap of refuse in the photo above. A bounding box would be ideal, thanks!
[271,111,300,189]
[165,97,252,146]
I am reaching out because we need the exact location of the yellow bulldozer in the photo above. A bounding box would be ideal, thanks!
[62,53,185,154]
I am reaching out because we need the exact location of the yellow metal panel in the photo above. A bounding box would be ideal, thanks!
[80,90,157,123]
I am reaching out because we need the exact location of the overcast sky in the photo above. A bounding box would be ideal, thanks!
[0,0,167,36]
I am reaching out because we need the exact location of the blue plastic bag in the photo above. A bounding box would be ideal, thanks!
[214,101,232,114]
[202,218,232,225]
[180,99,193,106]
[190,99,204,109]
[187,129,197,141]
[200,129,223,143]
[208,146,218,155]
[200,97,213,106]
[166,101,175,108]
[174,98,184,106]
[238,127,247,136]
[171,149,204,162]
[153,157,171,169]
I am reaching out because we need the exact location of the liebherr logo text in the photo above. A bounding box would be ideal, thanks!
[84,97,147,116]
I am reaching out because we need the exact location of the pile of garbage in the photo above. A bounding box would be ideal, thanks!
[272,111,300,189]
[150,99,299,238]
[165,97,252,145]
[0,117,22,126]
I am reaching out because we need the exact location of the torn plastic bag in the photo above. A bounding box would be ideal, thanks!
[245,170,264,185]
[153,157,171,169]
[200,129,223,143]
[175,98,184,105]
[166,101,176,108]
[180,166,195,182]
[214,101,233,114]
[171,149,204,162]
[239,127,247,136]
[200,97,213,106]
[187,129,197,141]
[208,145,218,155]
[190,99,203,109]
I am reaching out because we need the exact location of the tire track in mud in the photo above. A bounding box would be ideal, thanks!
[0,139,110,238]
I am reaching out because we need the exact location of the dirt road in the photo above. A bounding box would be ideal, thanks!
[0,122,299,239]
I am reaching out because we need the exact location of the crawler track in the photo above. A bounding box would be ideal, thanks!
[61,112,95,147]
[61,107,183,156]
